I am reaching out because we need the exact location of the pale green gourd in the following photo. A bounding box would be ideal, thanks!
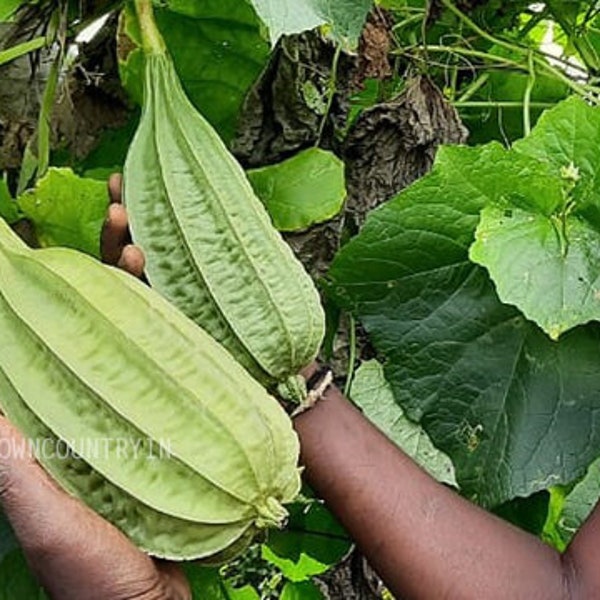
[123,0,325,392]
[0,218,301,561]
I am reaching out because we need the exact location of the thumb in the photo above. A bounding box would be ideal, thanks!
[0,416,47,516]
[0,415,86,563]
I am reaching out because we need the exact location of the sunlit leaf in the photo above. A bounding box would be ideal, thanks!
[17,168,109,257]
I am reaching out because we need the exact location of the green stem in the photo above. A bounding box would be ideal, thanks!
[37,51,61,179]
[0,37,46,68]
[414,45,524,68]
[439,0,597,99]
[316,44,342,146]
[455,101,556,108]
[37,2,68,183]
[448,22,463,101]
[440,0,522,55]
[523,50,535,136]
[343,314,357,398]
[134,0,166,55]
[392,13,424,33]
[517,7,549,40]
[456,73,489,102]
[422,43,599,101]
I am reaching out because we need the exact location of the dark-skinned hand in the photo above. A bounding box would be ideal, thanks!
[0,174,190,600]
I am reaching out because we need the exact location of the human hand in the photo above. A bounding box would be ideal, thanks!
[101,173,145,277]
[0,174,190,600]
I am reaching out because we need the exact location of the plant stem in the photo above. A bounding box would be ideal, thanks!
[0,37,46,68]
[439,0,597,99]
[416,45,526,69]
[457,73,489,102]
[134,0,166,55]
[392,13,424,33]
[455,101,556,108]
[343,314,357,398]
[523,50,535,136]
[316,44,342,146]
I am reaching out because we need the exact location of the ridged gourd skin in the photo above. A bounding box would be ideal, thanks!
[0,219,301,561]
[122,51,326,387]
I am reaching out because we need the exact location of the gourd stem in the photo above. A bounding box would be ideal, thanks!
[133,0,166,55]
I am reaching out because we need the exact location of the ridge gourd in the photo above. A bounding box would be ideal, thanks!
[0,218,301,561]
[123,0,326,395]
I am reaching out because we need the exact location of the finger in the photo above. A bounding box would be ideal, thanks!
[108,173,123,205]
[117,245,146,279]
[0,417,190,599]
[101,203,129,266]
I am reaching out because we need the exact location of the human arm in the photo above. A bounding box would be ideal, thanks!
[295,376,596,600]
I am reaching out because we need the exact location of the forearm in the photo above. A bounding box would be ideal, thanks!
[294,386,573,600]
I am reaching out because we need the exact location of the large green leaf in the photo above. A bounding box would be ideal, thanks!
[262,501,351,582]
[514,97,600,204]
[0,550,47,600]
[248,148,346,232]
[470,99,600,340]
[120,0,269,143]
[470,204,600,340]
[248,0,372,48]
[493,491,550,537]
[350,360,456,487]
[0,511,17,564]
[328,142,600,507]
[17,168,109,257]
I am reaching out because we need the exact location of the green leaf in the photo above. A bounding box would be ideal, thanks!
[281,581,324,600]
[545,457,600,548]
[0,179,19,224]
[470,204,600,340]
[262,501,351,582]
[350,360,457,487]
[328,142,600,507]
[0,550,47,599]
[0,37,45,67]
[469,99,600,340]
[0,0,22,21]
[119,0,269,143]
[248,149,346,232]
[0,511,17,563]
[514,97,600,203]
[542,487,569,551]
[248,0,372,48]
[183,565,260,600]
[17,168,109,257]
[17,140,39,196]
[493,491,550,537]
[76,112,139,177]
[248,0,322,44]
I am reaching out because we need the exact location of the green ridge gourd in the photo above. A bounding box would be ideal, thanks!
[123,0,325,394]
[0,218,301,561]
